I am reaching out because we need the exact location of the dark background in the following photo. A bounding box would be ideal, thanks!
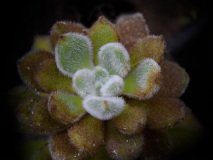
[1,0,213,159]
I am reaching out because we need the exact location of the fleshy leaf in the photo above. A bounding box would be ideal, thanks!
[168,108,203,152]
[130,35,165,67]
[98,42,130,77]
[30,98,65,134]
[48,91,86,125]
[72,69,96,97]
[123,58,161,100]
[18,50,53,91]
[94,66,109,84]
[8,86,36,106]
[100,75,124,97]
[86,147,111,160]
[116,13,150,49]
[49,131,85,160]
[111,104,147,135]
[106,123,144,160]
[34,58,73,93]
[146,97,186,129]
[88,16,119,64]
[67,116,104,154]
[32,35,52,52]
[83,96,125,120]
[50,21,87,48]
[55,32,93,77]
[157,60,190,97]
[16,96,40,127]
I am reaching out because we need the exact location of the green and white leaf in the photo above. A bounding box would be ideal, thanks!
[55,32,93,77]
[83,96,125,120]
[98,42,130,77]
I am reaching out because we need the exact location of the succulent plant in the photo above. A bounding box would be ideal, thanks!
[12,13,202,160]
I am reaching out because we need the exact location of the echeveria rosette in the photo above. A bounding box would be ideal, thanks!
[13,13,202,160]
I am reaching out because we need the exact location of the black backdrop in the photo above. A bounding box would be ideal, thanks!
[1,0,213,159]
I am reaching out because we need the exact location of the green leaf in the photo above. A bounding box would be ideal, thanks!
[32,35,52,52]
[116,13,150,49]
[100,75,124,97]
[83,96,125,120]
[86,147,111,160]
[130,35,165,67]
[88,16,119,64]
[55,32,93,77]
[48,91,86,125]
[157,60,190,98]
[33,58,73,93]
[146,97,186,129]
[18,50,53,91]
[98,42,130,77]
[111,104,147,135]
[72,69,96,97]
[50,21,87,48]
[106,123,144,160]
[67,116,104,154]
[123,58,161,100]
[49,131,86,160]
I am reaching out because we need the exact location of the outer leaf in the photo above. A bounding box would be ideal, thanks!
[49,132,85,160]
[106,123,144,160]
[130,35,165,67]
[30,98,65,134]
[146,97,186,129]
[34,58,73,93]
[67,116,104,154]
[111,104,147,135]
[8,86,36,106]
[50,21,87,48]
[123,58,161,100]
[48,91,86,125]
[18,50,53,91]
[98,42,130,77]
[157,60,190,97]
[88,16,119,64]
[32,35,52,52]
[55,32,93,77]
[116,13,150,49]
[83,96,125,120]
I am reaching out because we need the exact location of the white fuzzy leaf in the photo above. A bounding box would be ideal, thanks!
[98,42,130,77]
[83,96,125,120]
[72,69,96,97]
[100,75,124,97]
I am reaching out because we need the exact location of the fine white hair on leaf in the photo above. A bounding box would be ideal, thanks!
[136,58,161,99]
[94,66,109,84]
[72,68,96,97]
[55,32,94,78]
[98,42,130,77]
[83,95,125,120]
[100,75,124,97]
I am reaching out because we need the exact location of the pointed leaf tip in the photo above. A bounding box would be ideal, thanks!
[89,16,119,64]
[98,42,130,77]
[83,96,125,120]
[124,58,161,100]
[55,32,93,77]
[116,13,150,49]
[130,35,165,66]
